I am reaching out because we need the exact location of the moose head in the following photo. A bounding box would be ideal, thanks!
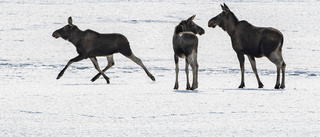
[52,17,78,41]
[208,3,237,31]
[178,15,205,35]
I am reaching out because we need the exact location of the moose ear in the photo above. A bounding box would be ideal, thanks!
[179,25,185,31]
[68,16,73,26]
[174,25,184,35]
[187,15,196,22]
[221,4,224,10]
[222,3,230,13]
[176,25,184,32]
[223,3,230,10]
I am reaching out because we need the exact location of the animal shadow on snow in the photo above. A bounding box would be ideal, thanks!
[223,88,285,92]
[174,89,199,93]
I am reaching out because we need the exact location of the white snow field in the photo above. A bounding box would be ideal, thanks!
[1,0,320,136]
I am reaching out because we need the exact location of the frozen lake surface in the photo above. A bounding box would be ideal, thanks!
[1,0,320,136]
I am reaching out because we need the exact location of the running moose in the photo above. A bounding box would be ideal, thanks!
[173,15,205,90]
[52,17,155,84]
[208,4,286,89]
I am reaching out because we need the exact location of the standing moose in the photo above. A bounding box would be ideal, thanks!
[173,15,205,90]
[52,17,155,84]
[208,4,286,89]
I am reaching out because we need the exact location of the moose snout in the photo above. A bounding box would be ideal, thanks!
[52,31,60,38]
[199,28,205,35]
[208,21,216,28]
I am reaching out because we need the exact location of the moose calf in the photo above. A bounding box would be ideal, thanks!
[173,15,205,90]
[208,4,286,89]
[52,17,155,84]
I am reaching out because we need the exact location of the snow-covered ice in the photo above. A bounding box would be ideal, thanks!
[1,0,320,136]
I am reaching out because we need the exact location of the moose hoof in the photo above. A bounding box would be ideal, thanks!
[150,75,156,81]
[174,84,179,89]
[274,84,280,89]
[259,85,264,88]
[238,83,245,88]
[280,85,285,89]
[186,84,190,90]
[190,86,198,90]
[258,84,264,88]
[91,76,99,82]
[190,87,196,90]
[56,75,62,80]
[57,71,66,79]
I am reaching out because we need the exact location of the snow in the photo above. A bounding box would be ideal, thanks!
[1,0,320,136]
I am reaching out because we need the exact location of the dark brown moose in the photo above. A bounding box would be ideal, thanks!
[52,17,155,84]
[173,15,205,90]
[208,4,286,89]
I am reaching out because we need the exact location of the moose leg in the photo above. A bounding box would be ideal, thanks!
[247,55,264,88]
[174,55,179,89]
[237,53,245,88]
[275,65,281,89]
[187,55,198,90]
[126,54,155,81]
[185,59,191,90]
[194,52,199,88]
[57,55,85,79]
[267,52,283,89]
[280,61,286,89]
[91,56,115,82]
[90,57,110,84]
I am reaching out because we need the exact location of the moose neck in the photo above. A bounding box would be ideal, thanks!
[69,27,85,45]
[223,12,239,36]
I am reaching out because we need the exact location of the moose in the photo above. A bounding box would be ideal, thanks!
[173,15,205,90]
[52,17,155,84]
[208,4,286,89]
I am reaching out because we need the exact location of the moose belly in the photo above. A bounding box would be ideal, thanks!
[88,47,117,57]
[174,49,186,58]
[243,49,264,57]
[239,43,263,57]
[178,54,186,58]
[174,48,192,58]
